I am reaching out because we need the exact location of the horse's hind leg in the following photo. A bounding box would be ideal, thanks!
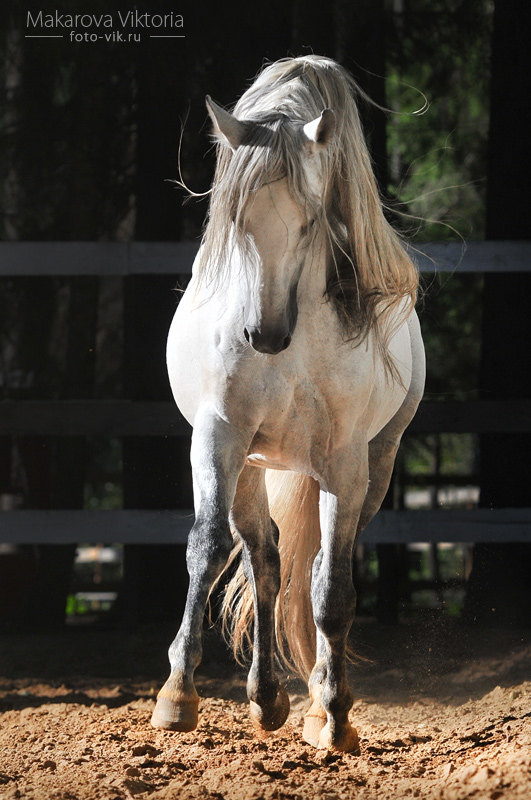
[230,466,290,732]
[302,432,397,742]
[303,431,412,749]
[304,438,369,753]
[304,317,425,750]
[304,316,425,749]
[151,413,248,731]
[303,430,400,745]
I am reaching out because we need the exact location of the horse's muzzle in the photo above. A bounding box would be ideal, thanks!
[244,326,292,355]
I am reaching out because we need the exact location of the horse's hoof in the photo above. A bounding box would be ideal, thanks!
[151,696,199,732]
[150,679,199,732]
[249,686,290,732]
[317,720,360,754]
[302,699,328,747]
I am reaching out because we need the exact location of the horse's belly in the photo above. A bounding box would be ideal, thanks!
[246,416,321,475]
[246,454,288,470]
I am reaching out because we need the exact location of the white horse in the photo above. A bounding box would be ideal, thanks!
[152,55,425,753]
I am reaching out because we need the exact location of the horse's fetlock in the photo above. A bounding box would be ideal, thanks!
[247,679,278,708]
[321,685,353,717]
[247,665,279,706]
[168,634,201,675]
[308,662,327,693]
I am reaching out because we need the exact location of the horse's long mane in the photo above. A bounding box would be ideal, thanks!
[199,55,419,371]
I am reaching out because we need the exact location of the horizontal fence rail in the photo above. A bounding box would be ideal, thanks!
[0,508,529,545]
[1,399,531,435]
[0,240,530,276]
[1,239,530,546]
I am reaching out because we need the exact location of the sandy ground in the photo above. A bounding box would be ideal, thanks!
[0,616,529,800]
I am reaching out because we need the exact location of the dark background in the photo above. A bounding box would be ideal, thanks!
[0,0,529,631]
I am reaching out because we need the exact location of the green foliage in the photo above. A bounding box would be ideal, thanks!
[401,433,477,480]
[385,1,490,524]
[386,0,492,241]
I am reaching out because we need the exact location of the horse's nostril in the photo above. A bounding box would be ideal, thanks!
[244,326,291,354]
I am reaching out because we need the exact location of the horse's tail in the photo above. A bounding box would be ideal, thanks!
[220,470,321,679]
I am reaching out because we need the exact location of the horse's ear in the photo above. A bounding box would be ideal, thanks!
[303,108,335,148]
[205,95,246,150]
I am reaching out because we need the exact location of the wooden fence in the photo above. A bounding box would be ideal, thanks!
[1,240,530,545]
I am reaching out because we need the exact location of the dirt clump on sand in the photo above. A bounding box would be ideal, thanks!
[0,618,529,800]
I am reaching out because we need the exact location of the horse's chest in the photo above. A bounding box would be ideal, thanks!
[244,369,354,474]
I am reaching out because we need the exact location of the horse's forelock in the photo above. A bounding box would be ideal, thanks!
[198,56,419,378]
[199,110,317,283]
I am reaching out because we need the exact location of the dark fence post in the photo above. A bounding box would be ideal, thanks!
[465,0,531,626]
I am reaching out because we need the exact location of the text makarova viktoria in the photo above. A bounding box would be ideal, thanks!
[26,10,184,42]
[27,10,184,29]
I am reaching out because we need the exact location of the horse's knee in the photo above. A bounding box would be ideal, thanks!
[186,517,233,578]
[313,601,356,642]
[311,572,356,641]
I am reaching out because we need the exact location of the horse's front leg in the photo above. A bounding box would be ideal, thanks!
[303,439,368,753]
[230,466,290,732]
[151,412,248,731]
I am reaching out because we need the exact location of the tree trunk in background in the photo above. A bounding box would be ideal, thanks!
[464,0,531,626]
